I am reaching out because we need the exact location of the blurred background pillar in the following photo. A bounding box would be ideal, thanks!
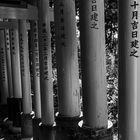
[0,30,9,120]
[18,20,33,138]
[9,21,22,131]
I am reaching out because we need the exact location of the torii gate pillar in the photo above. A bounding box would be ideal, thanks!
[79,0,112,139]
[119,0,140,139]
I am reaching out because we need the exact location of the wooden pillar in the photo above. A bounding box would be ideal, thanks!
[79,0,109,138]
[54,0,80,118]
[19,20,32,115]
[5,29,13,98]
[0,30,9,105]
[119,0,140,139]
[18,20,33,138]
[38,0,54,126]
[30,20,41,119]
[29,2,42,140]
[9,21,22,99]
[30,20,42,140]
[9,21,22,128]
[38,0,55,139]
[5,29,14,122]
[54,0,81,139]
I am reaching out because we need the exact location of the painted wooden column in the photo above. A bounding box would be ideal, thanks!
[54,0,80,118]
[29,1,42,140]
[18,20,33,138]
[38,0,55,139]
[0,30,9,105]
[9,21,22,129]
[5,29,13,98]
[119,0,140,140]
[5,29,14,122]
[19,20,32,116]
[30,20,41,119]
[10,22,22,99]
[79,0,110,139]
[38,0,54,126]
[54,0,81,139]
[30,20,42,140]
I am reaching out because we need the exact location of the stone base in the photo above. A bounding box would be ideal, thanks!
[55,114,81,140]
[39,124,56,140]
[79,125,113,140]
[33,118,41,140]
[21,113,33,138]
[12,98,22,127]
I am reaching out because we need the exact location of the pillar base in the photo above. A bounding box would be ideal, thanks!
[8,125,21,134]
[21,113,33,138]
[55,114,81,140]
[33,118,41,140]
[80,125,113,140]
[12,98,22,127]
[7,98,14,121]
[39,124,56,140]
[56,114,81,128]
[0,104,8,120]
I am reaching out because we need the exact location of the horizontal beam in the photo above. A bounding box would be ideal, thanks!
[0,4,38,20]
[0,5,54,21]
[0,21,18,29]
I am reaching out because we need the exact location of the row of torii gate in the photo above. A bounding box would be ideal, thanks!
[0,0,139,140]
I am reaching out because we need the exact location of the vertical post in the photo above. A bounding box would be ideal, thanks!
[119,0,140,140]
[5,29,14,122]
[54,0,80,139]
[30,1,41,140]
[38,0,55,139]
[30,19,42,140]
[79,0,111,139]
[5,29,13,98]
[0,30,9,105]
[0,30,9,120]
[18,20,33,138]
[30,20,41,120]
[9,21,22,129]
[38,0,54,126]
[54,0,80,118]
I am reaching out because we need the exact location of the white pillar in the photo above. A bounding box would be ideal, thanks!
[5,29,13,98]
[30,20,41,119]
[54,0,80,117]
[79,0,108,129]
[119,0,140,139]
[9,21,22,99]
[0,30,9,104]
[38,0,54,125]
[19,20,32,114]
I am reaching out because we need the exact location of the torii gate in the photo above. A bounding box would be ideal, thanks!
[0,0,140,140]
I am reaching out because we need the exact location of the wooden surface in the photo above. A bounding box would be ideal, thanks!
[0,4,38,20]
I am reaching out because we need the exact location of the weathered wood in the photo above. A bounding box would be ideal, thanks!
[54,0,80,117]
[79,0,108,129]
[0,5,38,20]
